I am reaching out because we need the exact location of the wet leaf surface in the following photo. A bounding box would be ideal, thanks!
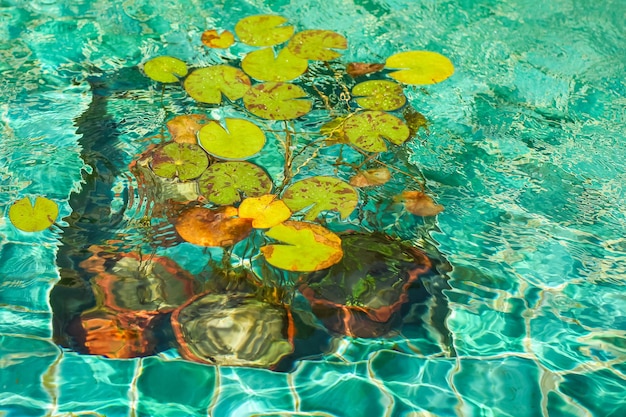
[174,206,253,247]
[9,196,59,232]
[282,176,358,221]
[342,111,410,152]
[352,80,406,111]
[150,142,209,181]
[238,194,291,228]
[235,15,294,47]
[198,161,273,205]
[385,51,454,85]
[241,47,308,82]
[261,221,343,271]
[184,65,251,104]
[243,82,312,120]
[143,56,188,83]
[198,118,266,160]
[287,30,347,61]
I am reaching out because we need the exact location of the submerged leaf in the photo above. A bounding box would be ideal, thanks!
[352,80,406,111]
[320,117,349,144]
[282,176,358,221]
[349,167,391,187]
[184,65,251,104]
[198,118,266,160]
[346,62,384,77]
[238,194,291,229]
[198,161,273,205]
[343,111,410,152]
[175,206,252,247]
[403,106,429,137]
[261,221,343,271]
[167,114,212,144]
[9,196,59,232]
[287,30,347,61]
[241,47,308,82]
[235,15,294,47]
[143,56,188,83]
[243,82,312,120]
[150,142,209,181]
[201,29,235,48]
[400,191,444,216]
[385,51,454,85]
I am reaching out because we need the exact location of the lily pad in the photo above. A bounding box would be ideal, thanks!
[167,114,212,144]
[201,29,235,48]
[9,196,58,232]
[261,221,343,272]
[385,51,454,85]
[198,161,273,205]
[400,191,444,216]
[287,30,347,61]
[175,206,253,247]
[346,62,384,77]
[238,194,291,229]
[343,111,410,152]
[150,142,209,181]
[184,65,251,104]
[243,82,312,120]
[198,118,266,160]
[282,176,358,221]
[235,15,294,47]
[241,47,308,82]
[143,56,188,83]
[349,167,391,187]
[352,80,406,111]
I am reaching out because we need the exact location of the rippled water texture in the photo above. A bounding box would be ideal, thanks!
[1,0,625,416]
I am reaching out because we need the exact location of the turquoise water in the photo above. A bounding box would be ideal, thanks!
[1,0,625,416]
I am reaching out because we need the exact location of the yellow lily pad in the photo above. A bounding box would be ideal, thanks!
[143,56,188,83]
[238,194,291,229]
[342,111,410,152]
[352,80,406,111]
[287,30,347,61]
[261,221,343,272]
[201,29,235,49]
[282,176,358,221]
[385,51,454,85]
[184,65,251,104]
[235,15,294,47]
[241,47,308,82]
[243,82,312,120]
[198,161,273,205]
[9,196,59,232]
[198,118,266,160]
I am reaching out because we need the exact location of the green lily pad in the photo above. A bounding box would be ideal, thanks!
[184,65,251,104]
[352,80,406,111]
[235,15,294,47]
[343,111,410,152]
[9,196,59,232]
[143,56,188,83]
[241,47,308,82]
[198,161,273,205]
[150,142,210,181]
[287,30,347,61]
[261,221,343,272]
[198,118,266,160]
[385,51,454,85]
[243,82,312,120]
[282,176,358,221]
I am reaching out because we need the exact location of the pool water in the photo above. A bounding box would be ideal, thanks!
[1,0,625,416]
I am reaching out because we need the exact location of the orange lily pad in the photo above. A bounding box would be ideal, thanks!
[175,206,253,247]
[238,194,291,229]
[184,65,251,104]
[346,62,384,77]
[167,114,212,144]
[287,30,347,61]
[400,191,444,216]
[201,29,235,48]
[349,167,391,187]
[243,82,312,120]
[235,15,294,47]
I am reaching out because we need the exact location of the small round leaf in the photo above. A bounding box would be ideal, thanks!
[241,47,308,82]
[238,194,291,229]
[184,65,251,104]
[150,143,210,181]
[243,82,312,120]
[343,111,410,152]
[198,161,273,205]
[287,30,347,61]
[385,51,454,85]
[282,176,358,221]
[143,56,188,83]
[352,80,406,111]
[235,15,294,47]
[9,196,59,232]
[198,118,266,160]
[175,206,253,247]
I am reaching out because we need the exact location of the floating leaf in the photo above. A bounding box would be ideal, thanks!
[143,56,188,83]
[167,114,211,144]
[385,51,454,85]
[241,47,308,82]
[352,80,406,111]
[150,143,209,181]
[343,111,410,152]
[198,118,266,160]
[261,221,343,271]
[9,196,58,232]
[243,82,312,120]
[400,191,444,216]
[175,206,253,247]
[320,117,348,144]
[235,15,294,47]
[287,30,347,61]
[282,176,358,221]
[238,194,291,229]
[346,62,384,77]
[198,161,273,205]
[184,65,251,104]
[201,29,235,48]
[349,167,391,187]
[403,106,429,136]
